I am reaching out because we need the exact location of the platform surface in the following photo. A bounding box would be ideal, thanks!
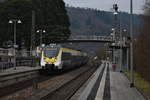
[71,61,147,100]
[110,66,146,100]
[0,66,41,76]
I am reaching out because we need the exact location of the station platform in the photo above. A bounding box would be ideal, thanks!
[0,66,41,77]
[71,61,147,100]
[0,66,41,88]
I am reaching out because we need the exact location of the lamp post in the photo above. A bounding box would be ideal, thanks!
[130,0,134,87]
[112,4,118,64]
[111,28,115,41]
[9,19,22,70]
[36,29,46,46]
[111,28,115,63]
[122,29,129,72]
[119,11,123,73]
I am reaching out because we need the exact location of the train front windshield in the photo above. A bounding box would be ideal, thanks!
[44,48,59,58]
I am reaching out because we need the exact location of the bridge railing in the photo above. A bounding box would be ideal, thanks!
[69,35,112,41]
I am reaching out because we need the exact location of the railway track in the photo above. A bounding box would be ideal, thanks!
[40,64,99,100]
[0,60,101,100]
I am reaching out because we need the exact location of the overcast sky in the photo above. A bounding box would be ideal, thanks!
[63,0,146,14]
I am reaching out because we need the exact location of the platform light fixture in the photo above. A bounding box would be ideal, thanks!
[9,19,22,70]
[36,29,46,46]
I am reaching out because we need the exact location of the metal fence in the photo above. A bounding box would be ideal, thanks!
[0,48,40,57]
[0,59,40,71]
[0,62,14,70]
[0,48,40,71]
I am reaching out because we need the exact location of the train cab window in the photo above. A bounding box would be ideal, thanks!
[44,48,59,58]
[62,52,71,60]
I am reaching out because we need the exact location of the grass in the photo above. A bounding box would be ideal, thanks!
[124,72,150,99]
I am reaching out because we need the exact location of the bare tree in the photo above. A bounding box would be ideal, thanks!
[136,2,150,82]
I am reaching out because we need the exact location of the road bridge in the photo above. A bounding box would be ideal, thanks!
[68,35,113,43]
[49,35,113,43]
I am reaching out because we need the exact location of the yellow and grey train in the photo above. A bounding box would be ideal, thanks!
[40,44,88,72]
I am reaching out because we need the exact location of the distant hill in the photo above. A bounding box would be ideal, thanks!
[64,7,143,56]
[66,7,142,37]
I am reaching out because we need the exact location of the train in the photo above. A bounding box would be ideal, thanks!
[40,44,89,72]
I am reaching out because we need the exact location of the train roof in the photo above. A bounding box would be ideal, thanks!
[44,44,86,54]
[61,48,81,53]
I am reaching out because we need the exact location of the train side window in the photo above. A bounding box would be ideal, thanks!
[62,52,71,60]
